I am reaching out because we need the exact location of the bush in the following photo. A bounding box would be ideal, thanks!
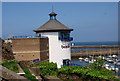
[34,62,119,81]
[2,60,19,73]
[35,62,57,76]
[58,66,119,81]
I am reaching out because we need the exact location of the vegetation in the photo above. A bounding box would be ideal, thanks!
[35,60,120,81]
[21,66,31,74]
[21,66,38,81]
[58,58,119,81]
[58,66,119,81]
[2,60,19,73]
[35,62,58,76]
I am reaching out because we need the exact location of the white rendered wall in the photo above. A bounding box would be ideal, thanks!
[37,32,71,68]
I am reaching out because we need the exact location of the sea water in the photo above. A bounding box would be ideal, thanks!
[71,41,119,52]
[71,41,118,46]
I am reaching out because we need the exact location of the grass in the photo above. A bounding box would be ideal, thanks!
[2,60,19,73]
[21,66,38,81]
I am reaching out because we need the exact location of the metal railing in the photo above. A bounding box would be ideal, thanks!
[59,37,73,41]
[12,36,48,38]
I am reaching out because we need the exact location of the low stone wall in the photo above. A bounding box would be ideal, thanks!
[43,76,62,81]
[58,73,117,81]
[29,67,42,81]
[0,65,30,81]
[29,67,40,76]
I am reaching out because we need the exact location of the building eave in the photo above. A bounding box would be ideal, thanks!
[33,29,73,33]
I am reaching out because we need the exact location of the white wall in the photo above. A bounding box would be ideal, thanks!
[38,32,71,68]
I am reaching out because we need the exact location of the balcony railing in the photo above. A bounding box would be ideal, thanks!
[12,36,48,38]
[59,37,73,41]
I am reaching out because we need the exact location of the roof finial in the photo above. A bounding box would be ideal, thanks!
[49,12,57,20]
[49,1,57,20]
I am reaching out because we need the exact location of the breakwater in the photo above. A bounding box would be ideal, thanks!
[71,45,120,49]
[71,45,120,56]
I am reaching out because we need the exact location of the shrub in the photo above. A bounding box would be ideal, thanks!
[58,66,119,81]
[34,62,119,81]
[35,62,57,76]
[2,60,19,73]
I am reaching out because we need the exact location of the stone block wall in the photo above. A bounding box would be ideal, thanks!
[11,38,49,61]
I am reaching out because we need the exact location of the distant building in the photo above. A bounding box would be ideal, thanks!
[11,37,49,62]
[34,12,73,68]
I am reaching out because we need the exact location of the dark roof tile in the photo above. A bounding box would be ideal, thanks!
[34,19,73,32]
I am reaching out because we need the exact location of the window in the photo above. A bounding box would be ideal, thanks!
[59,32,70,39]
[58,31,73,41]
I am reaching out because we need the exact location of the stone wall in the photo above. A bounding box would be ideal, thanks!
[0,65,30,81]
[14,52,40,61]
[11,38,49,61]
[12,38,40,52]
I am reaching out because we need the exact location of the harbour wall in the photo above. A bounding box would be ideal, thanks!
[71,45,120,57]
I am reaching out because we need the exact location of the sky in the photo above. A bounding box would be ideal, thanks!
[2,2,118,42]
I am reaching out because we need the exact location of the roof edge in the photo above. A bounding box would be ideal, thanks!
[33,29,73,32]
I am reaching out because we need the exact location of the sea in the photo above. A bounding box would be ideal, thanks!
[71,41,120,77]
[71,41,119,52]
[71,41,119,46]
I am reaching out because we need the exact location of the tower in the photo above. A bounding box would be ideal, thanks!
[34,12,73,68]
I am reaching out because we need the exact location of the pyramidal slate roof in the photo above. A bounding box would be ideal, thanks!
[34,12,73,32]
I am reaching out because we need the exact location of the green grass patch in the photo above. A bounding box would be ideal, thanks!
[21,66,38,81]
[2,60,19,73]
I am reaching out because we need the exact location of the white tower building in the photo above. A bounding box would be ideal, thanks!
[34,12,73,68]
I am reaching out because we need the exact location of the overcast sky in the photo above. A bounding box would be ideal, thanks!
[2,2,118,42]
